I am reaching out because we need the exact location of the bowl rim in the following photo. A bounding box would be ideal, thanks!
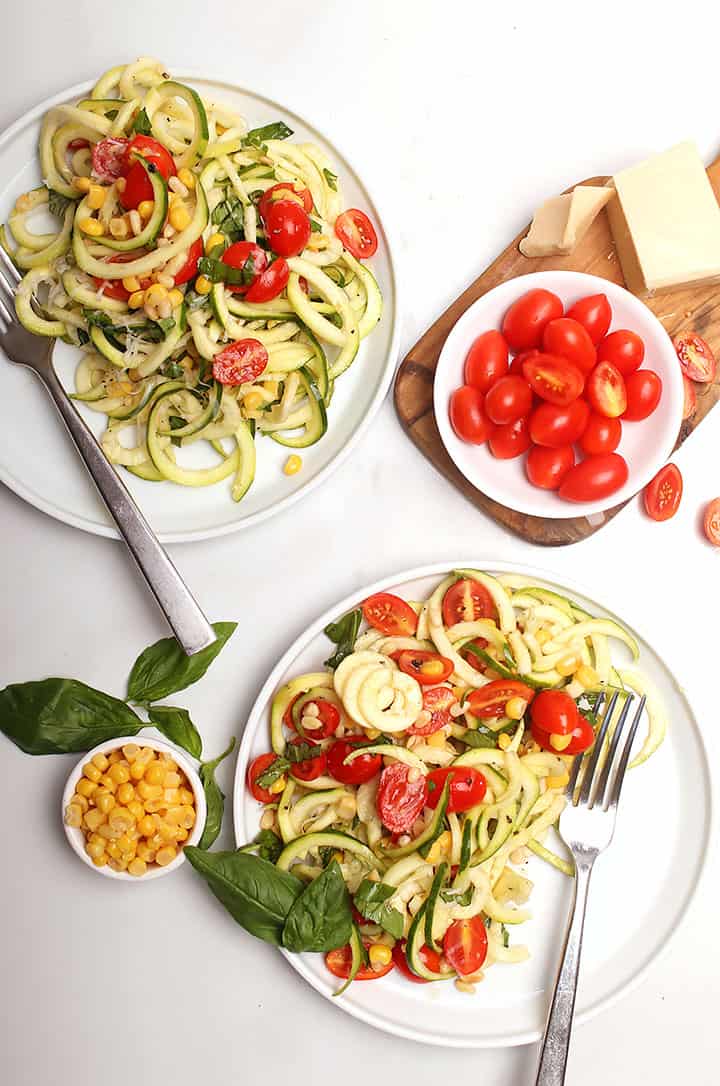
[61,735,207,881]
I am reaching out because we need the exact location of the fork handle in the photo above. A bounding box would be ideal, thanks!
[534,861,594,1086]
[43,365,216,656]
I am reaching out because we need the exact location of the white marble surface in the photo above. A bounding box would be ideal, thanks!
[1,2,719,1083]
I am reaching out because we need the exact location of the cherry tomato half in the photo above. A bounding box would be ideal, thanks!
[258,182,313,220]
[172,237,203,286]
[502,289,563,351]
[703,498,720,546]
[682,376,697,421]
[326,739,382,785]
[212,338,268,385]
[222,240,268,294]
[247,753,280,804]
[120,135,176,209]
[443,915,488,976]
[397,650,454,686]
[565,293,612,345]
[558,453,628,502]
[245,257,290,302]
[288,737,327,782]
[542,318,597,375]
[467,679,535,719]
[526,444,575,490]
[623,370,662,421]
[673,333,717,384]
[531,715,595,755]
[586,361,627,418]
[377,763,429,833]
[426,766,487,813]
[326,942,394,981]
[643,463,682,521]
[392,941,446,983]
[484,375,533,425]
[407,686,455,736]
[464,330,509,392]
[522,354,584,407]
[264,199,312,258]
[91,136,129,181]
[488,415,531,459]
[442,579,496,625]
[509,348,539,377]
[334,208,378,259]
[597,329,644,376]
[579,412,622,456]
[529,399,589,448]
[449,385,492,445]
[362,592,418,636]
[530,690,579,735]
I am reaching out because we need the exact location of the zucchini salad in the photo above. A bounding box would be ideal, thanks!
[243,570,666,992]
[3,58,382,498]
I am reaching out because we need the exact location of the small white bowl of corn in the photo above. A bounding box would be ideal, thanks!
[62,736,207,880]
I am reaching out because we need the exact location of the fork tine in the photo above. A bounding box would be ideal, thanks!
[602,694,646,811]
[0,245,21,288]
[565,690,605,800]
[576,690,620,806]
[0,291,14,329]
[588,692,635,807]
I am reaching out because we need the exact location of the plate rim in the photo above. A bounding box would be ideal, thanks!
[0,71,401,543]
[232,557,713,1048]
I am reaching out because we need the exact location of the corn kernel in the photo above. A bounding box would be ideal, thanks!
[426,730,447,749]
[143,799,167,814]
[108,808,135,832]
[144,283,168,307]
[205,232,225,254]
[137,780,163,801]
[426,830,451,864]
[169,204,191,232]
[136,842,156,862]
[144,762,166,786]
[120,276,140,294]
[65,804,83,828]
[163,788,181,805]
[109,216,129,239]
[243,390,264,412]
[368,944,393,969]
[556,654,579,678]
[138,815,156,837]
[122,744,140,762]
[85,840,106,861]
[71,792,89,814]
[92,753,110,772]
[505,696,527,721]
[137,199,154,222]
[178,788,194,805]
[174,826,189,842]
[127,800,145,821]
[168,288,184,307]
[546,772,570,790]
[156,845,177,867]
[549,732,573,752]
[574,665,599,689]
[107,750,122,765]
[98,823,122,841]
[116,782,134,805]
[109,762,130,785]
[364,728,381,740]
[74,176,92,193]
[130,760,146,780]
[268,775,287,795]
[96,792,116,815]
[79,217,105,237]
[108,857,129,872]
[99,773,117,793]
[116,833,135,854]
[83,762,102,783]
[128,858,147,877]
[76,778,97,798]
[92,853,108,867]
[137,748,155,766]
[180,806,196,830]
[195,275,212,295]
[84,809,106,832]
[497,733,511,751]
[164,772,181,789]
[87,184,107,210]
[283,455,302,476]
[177,167,195,190]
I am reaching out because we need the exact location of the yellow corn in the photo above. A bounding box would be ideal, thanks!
[364,728,381,740]
[116,782,135,805]
[169,204,191,232]
[426,830,451,864]
[137,780,163,801]
[177,167,195,190]
[243,390,264,412]
[156,845,177,867]
[536,629,552,646]
[109,216,129,239]
[263,380,280,398]
[136,842,155,862]
[83,762,102,783]
[76,778,96,798]
[95,792,116,815]
[109,762,130,785]
[108,808,135,832]
[122,744,140,762]
[99,774,116,793]
[505,696,527,721]
[426,730,446,749]
[574,664,599,689]
[178,787,194,805]
[144,762,166,786]
[128,858,147,877]
[164,772,181,789]
[168,288,184,308]
[205,232,225,253]
[84,809,106,832]
[65,804,83,828]
[121,275,141,293]
[268,775,287,795]
[556,654,579,678]
[92,753,110,772]
[195,275,212,295]
[79,217,105,237]
[127,800,144,821]
[71,792,89,814]
[74,176,92,193]
[137,199,154,222]
[306,234,328,252]
[107,750,122,764]
[283,455,302,476]
[546,772,570,790]
[549,732,573,752]
[369,944,393,968]
[85,840,106,861]
[127,290,145,310]
[87,184,107,210]
[497,733,511,751]
[144,283,168,307]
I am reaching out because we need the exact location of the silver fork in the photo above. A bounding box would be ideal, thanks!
[0,249,215,656]
[534,689,647,1086]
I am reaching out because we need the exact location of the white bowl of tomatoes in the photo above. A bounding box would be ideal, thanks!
[434,271,684,518]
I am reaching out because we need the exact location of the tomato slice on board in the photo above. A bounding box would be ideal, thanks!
[522,354,584,406]
[623,369,662,421]
[464,330,509,392]
[212,339,268,386]
[531,715,594,755]
[91,136,130,181]
[263,199,312,258]
[484,375,533,425]
[674,333,717,384]
[326,739,382,785]
[502,289,563,351]
[526,444,575,491]
[467,679,535,719]
[245,257,290,302]
[362,592,418,636]
[293,697,340,740]
[682,376,697,420]
[703,498,720,545]
[326,943,394,981]
[334,208,378,259]
[586,361,627,418]
[530,690,579,735]
[119,135,176,209]
[392,941,447,983]
[597,329,645,376]
[442,579,496,625]
[247,753,281,804]
[565,293,612,345]
[288,737,327,782]
[376,763,429,833]
[443,915,488,976]
[426,767,487,813]
[529,399,589,448]
[542,317,597,375]
[397,650,454,686]
[449,385,492,444]
[578,412,622,456]
[258,182,313,220]
[221,241,268,294]
[557,453,629,502]
[643,463,682,522]
[488,415,531,459]
[407,686,455,736]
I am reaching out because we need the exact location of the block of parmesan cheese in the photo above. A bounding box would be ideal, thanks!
[519,185,613,258]
[607,141,720,295]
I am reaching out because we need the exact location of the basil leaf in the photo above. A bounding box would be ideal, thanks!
[238,829,283,863]
[462,722,515,749]
[197,736,237,850]
[147,705,202,758]
[309,218,322,233]
[155,316,176,336]
[244,121,293,147]
[131,107,152,135]
[83,308,113,329]
[48,190,73,218]
[322,168,338,191]
[0,678,142,755]
[184,848,302,944]
[184,289,210,311]
[255,755,289,790]
[440,885,473,907]
[502,923,510,948]
[324,608,362,670]
[127,622,236,704]
[282,860,352,953]
[353,878,404,939]
[197,255,253,287]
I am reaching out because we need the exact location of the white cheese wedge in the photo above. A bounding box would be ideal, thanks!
[519,185,613,258]
[607,141,720,295]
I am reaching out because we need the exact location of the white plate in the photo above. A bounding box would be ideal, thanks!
[0,75,400,542]
[433,272,683,519]
[233,561,711,1048]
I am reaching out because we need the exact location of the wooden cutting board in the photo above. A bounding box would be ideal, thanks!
[394,161,720,546]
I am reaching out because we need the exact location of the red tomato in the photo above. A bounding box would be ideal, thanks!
[392,941,446,983]
[579,412,622,455]
[288,737,327,782]
[623,370,662,421]
[443,915,488,976]
[467,679,535,719]
[586,362,627,418]
[597,330,644,376]
[542,318,597,375]
[449,385,492,445]
[522,354,584,406]
[532,715,595,755]
[245,257,290,302]
[558,453,629,502]
[682,376,697,420]
[247,753,281,804]
[442,579,496,625]
[703,498,720,545]
[484,375,533,425]
[426,767,487,813]
[407,686,455,736]
[326,943,394,981]
[565,293,612,345]
[326,739,382,785]
[529,399,589,448]
[120,135,176,209]
[673,333,717,384]
[376,763,429,833]
[464,330,509,392]
[530,690,579,735]
[502,289,563,351]
[643,463,682,521]
[172,237,203,286]
[258,182,313,220]
[509,348,539,377]
[397,650,454,686]
[362,592,418,636]
[91,136,129,181]
[67,137,90,151]
[264,200,312,257]
[212,339,268,385]
[526,444,575,490]
[334,208,378,259]
[222,241,268,294]
[296,698,341,740]
[488,415,531,459]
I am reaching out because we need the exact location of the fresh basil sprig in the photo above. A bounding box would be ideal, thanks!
[243,121,293,147]
[127,622,236,704]
[322,168,338,191]
[462,722,516,749]
[353,878,404,939]
[197,736,237,850]
[211,191,245,240]
[282,860,353,953]
[238,829,283,863]
[147,705,202,758]
[254,741,319,790]
[196,254,258,287]
[324,608,362,669]
[131,107,152,135]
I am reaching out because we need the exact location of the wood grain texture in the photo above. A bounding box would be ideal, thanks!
[394,161,720,546]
